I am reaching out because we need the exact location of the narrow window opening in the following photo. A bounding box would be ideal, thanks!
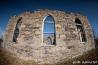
[75,18,86,42]
[43,15,56,45]
[13,17,22,42]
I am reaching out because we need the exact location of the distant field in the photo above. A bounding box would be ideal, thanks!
[0,39,98,65]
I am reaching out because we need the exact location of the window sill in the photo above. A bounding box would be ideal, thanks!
[40,44,56,47]
[80,42,86,44]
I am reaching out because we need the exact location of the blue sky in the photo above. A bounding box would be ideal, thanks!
[44,16,55,33]
[0,0,98,38]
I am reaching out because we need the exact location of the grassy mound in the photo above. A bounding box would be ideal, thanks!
[0,39,98,65]
[0,47,98,65]
[0,48,38,65]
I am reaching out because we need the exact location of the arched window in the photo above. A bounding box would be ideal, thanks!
[75,18,86,42]
[13,17,22,42]
[43,15,56,45]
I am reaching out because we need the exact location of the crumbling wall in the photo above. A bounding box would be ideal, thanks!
[3,10,95,64]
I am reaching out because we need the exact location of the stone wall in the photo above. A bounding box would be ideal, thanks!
[3,9,95,64]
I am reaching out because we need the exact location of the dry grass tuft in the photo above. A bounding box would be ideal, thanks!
[0,48,39,65]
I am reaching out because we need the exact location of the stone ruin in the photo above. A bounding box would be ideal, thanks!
[3,9,95,64]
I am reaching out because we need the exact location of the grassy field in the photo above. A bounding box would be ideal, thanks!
[0,39,98,65]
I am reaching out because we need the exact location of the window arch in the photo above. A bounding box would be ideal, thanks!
[75,18,87,42]
[13,17,22,42]
[43,15,56,45]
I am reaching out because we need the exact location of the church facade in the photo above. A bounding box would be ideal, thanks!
[3,9,95,64]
